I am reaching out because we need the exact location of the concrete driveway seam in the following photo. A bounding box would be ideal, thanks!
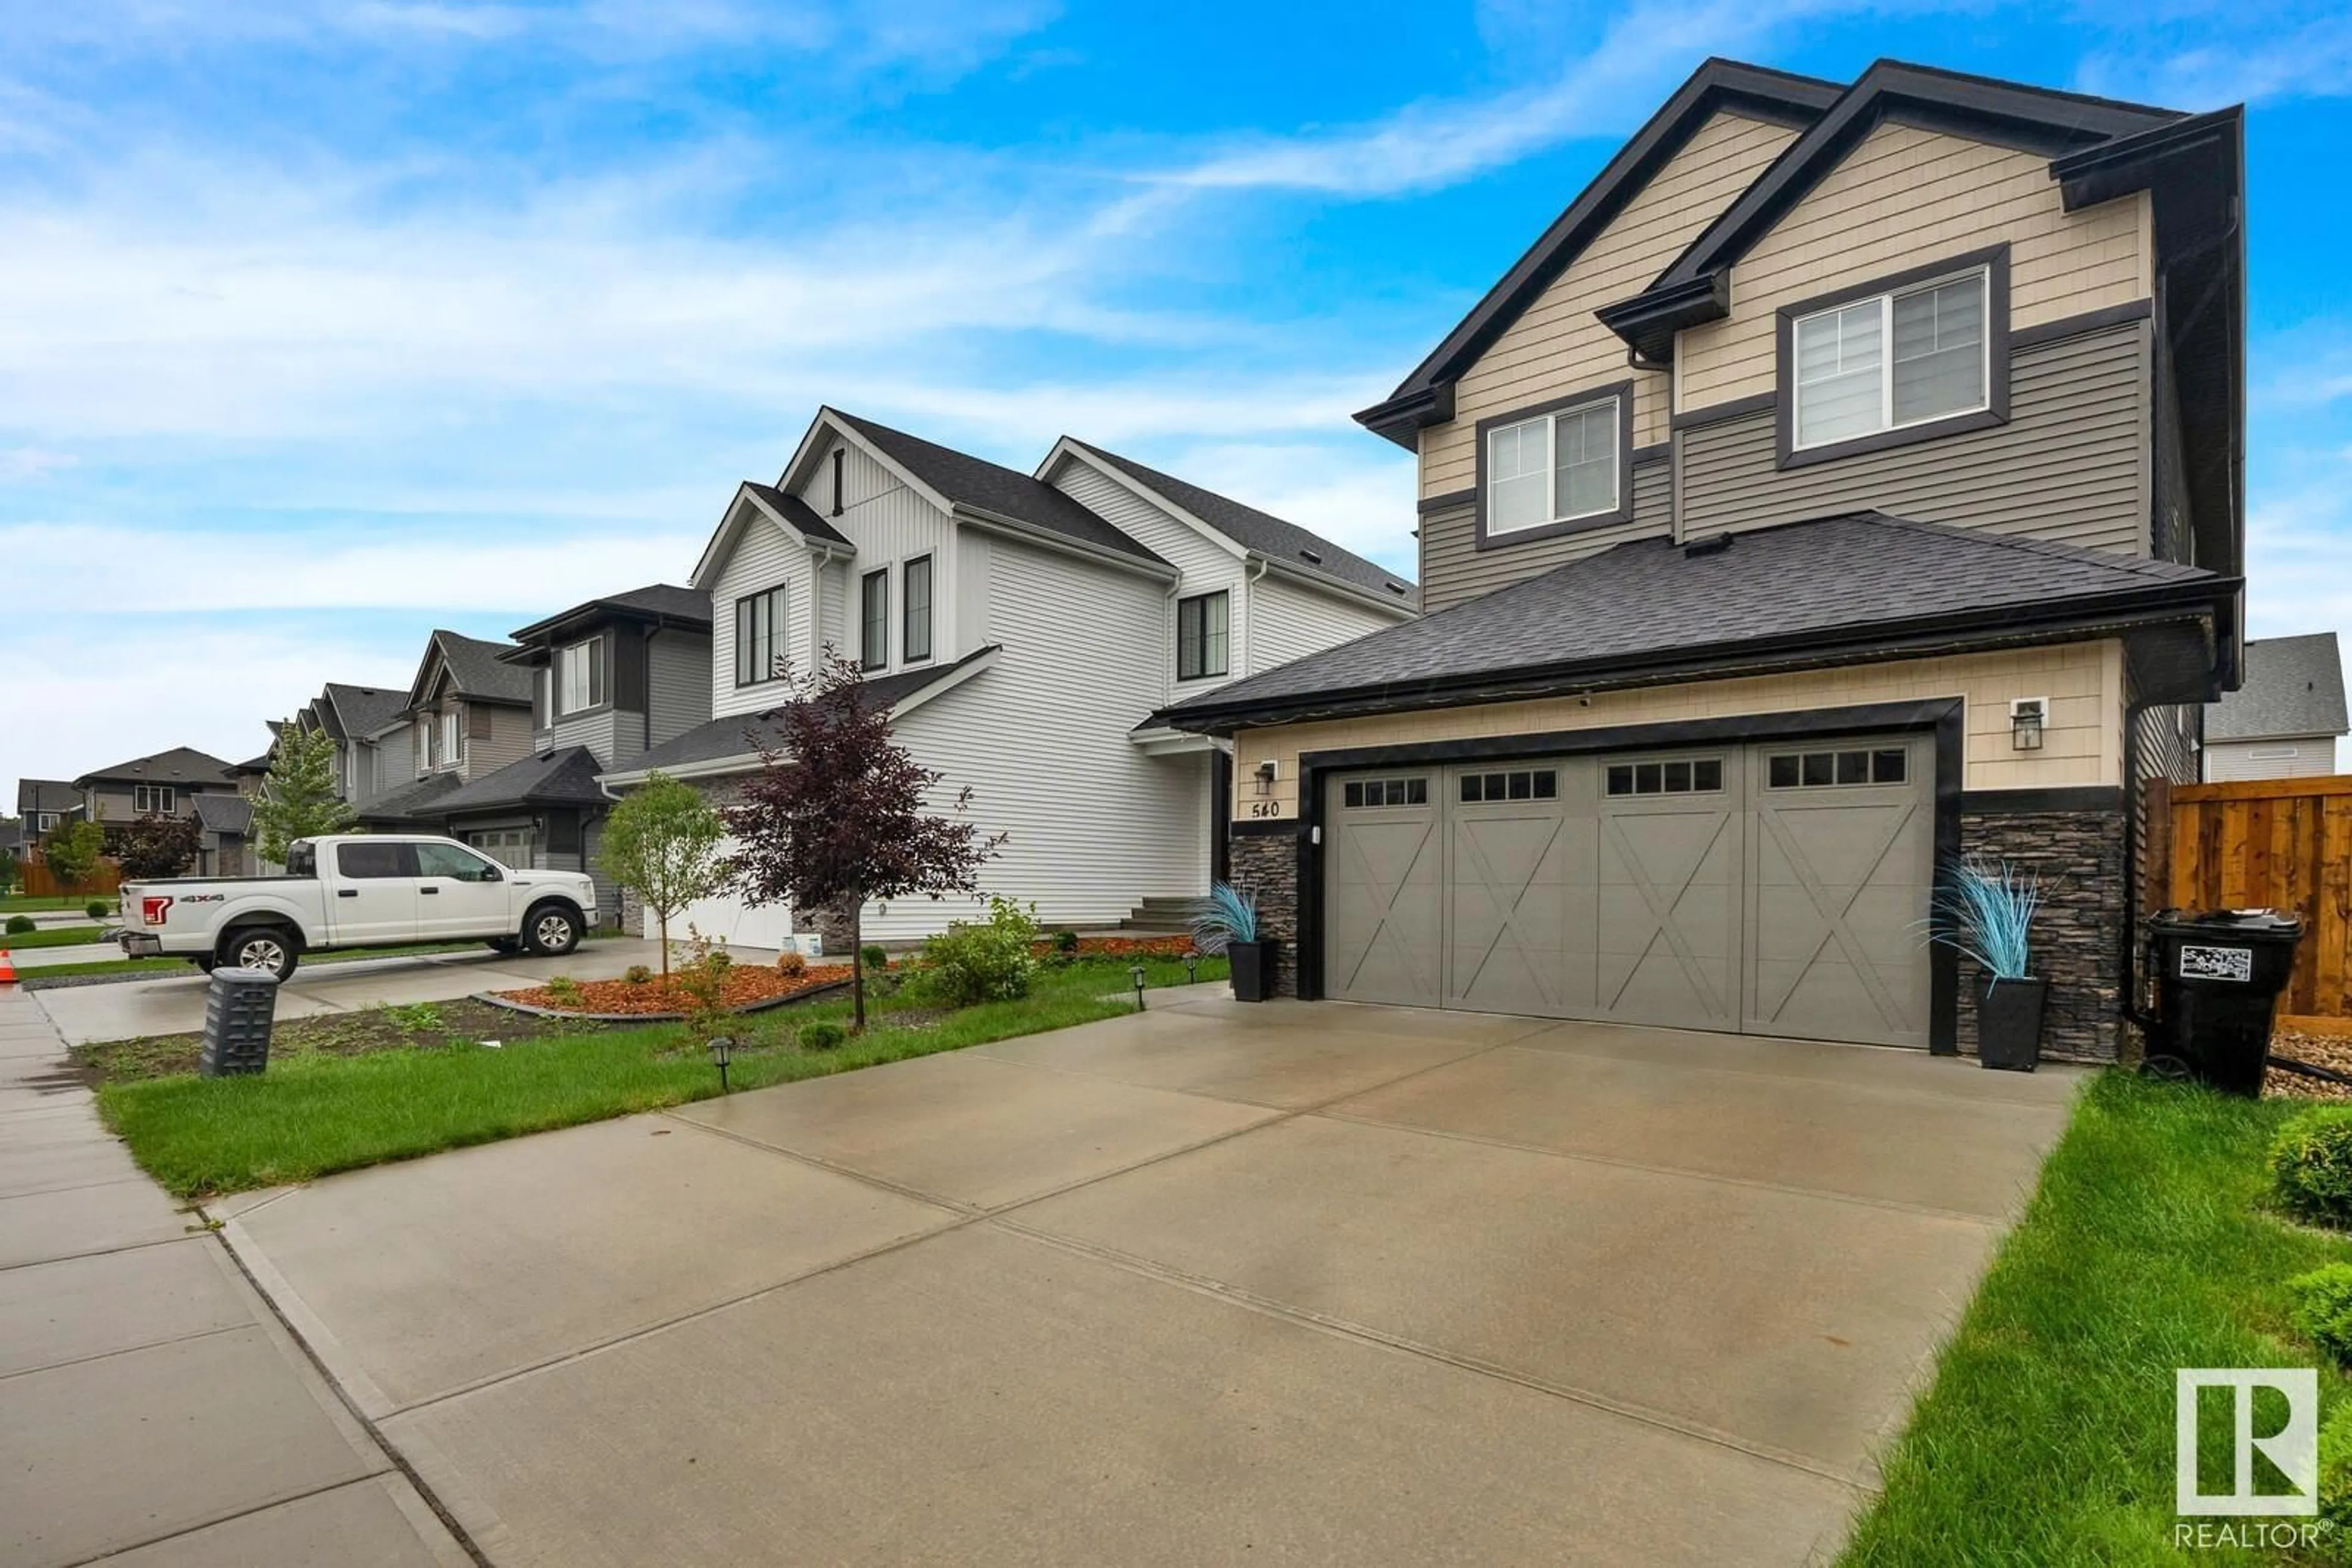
[0,1219,196,1275]
[221,1213,400,1421]
[0,1316,252,1387]
[1308,1108,2016,1228]
[987,1215,1879,1494]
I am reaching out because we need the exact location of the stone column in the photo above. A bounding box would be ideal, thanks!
[1956,802,2128,1061]
[1227,827,1303,997]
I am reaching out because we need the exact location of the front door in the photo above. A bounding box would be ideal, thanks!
[413,840,514,938]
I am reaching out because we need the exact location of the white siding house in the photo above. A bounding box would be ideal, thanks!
[603,406,1419,948]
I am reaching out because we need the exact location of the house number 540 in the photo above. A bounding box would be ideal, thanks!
[1248,801,1283,818]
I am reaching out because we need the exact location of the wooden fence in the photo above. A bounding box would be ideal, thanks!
[16,859,123,899]
[2159,775,2352,1023]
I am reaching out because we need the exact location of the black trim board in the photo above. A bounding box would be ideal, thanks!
[2013,299,2150,350]
[1287,697,1966,1052]
[1959,785,2125,815]
[1471,379,1635,551]
[1417,488,1476,517]
[1672,391,1776,431]
[1230,818,1305,839]
[1773,245,2011,471]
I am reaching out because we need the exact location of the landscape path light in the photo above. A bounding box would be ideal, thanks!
[709,1035,734,1095]
[1130,965,1148,1011]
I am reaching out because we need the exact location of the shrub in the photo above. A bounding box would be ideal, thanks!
[774,949,807,977]
[543,976,586,1008]
[2322,1400,2352,1555]
[2294,1265,2352,1366]
[4,915,34,935]
[670,933,735,1043]
[860,943,890,973]
[798,1021,846,1051]
[2272,1107,2352,1227]
[622,965,654,986]
[1052,928,1080,955]
[385,1002,445,1034]
[85,900,110,919]
[918,897,1039,1008]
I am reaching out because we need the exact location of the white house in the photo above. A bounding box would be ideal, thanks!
[601,406,1418,946]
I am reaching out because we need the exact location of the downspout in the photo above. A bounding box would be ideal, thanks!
[2120,695,2155,1035]
[1240,557,1270,681]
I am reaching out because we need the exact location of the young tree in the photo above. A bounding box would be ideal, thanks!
[597,771,726,987]
[0,842,17,896]
[40,818,107,902]
[725,652,1005,1030]
[118,813,203,880]
[251,723,357,864]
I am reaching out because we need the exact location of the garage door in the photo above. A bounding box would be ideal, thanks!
[665,839,795,951]
[1321,734,1932,1048]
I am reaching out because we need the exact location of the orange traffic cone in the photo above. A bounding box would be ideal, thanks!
[0,949,15,988]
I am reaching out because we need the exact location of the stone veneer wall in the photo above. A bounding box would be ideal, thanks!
[1227,828,1303,998]
[1955,804,2127,1062]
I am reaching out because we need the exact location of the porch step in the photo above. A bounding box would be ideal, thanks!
[1118,896,1199,933]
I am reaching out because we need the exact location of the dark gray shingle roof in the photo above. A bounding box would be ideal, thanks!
[1066,440,1417,605]
[830,411,1167,567]
[742,484,851,548]
[427,631,534,706]
[1159,511,2226,725]
[435,747,609,814]
[75,747,240,788]
[612,646,998,775]
[354,772,465,826]
[2209,634,2348,742]
[193,794,254,837]
[323,683,410,740]
[16,779,78,815]
[508,585,714,648]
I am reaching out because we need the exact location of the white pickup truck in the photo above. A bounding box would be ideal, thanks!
[118,834,597,981]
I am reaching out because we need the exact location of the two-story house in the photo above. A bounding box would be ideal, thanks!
[600,406,1416,947]
[2203,634,2346,782]
[295,683,415,807]
[14,780,82,840]
[71,747,243,845]
[1156,59,2244,1065]
[355,630,535,830]
[424,586,712,915]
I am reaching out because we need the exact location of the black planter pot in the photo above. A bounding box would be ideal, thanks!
[1977,976,2048,1071]
[1228,940,1276,1003]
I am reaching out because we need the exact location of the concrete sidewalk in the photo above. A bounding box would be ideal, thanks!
[0,985,472,1568]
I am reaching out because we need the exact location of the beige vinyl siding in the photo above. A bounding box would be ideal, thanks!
[1679,321,2148,553]
[647,630,711,747]
[797,439,959,670]
[1421,454,1672,613]
[2204,737,2343,782]
[1420,111,1800,499]
[463,704,535,782]
[1234,641,2125,818]
[1678,121,2150,409]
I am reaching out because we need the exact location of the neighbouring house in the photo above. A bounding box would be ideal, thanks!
[354,630,535,831]
[192,794,255,876]
[2203,634,2346,782]
[296,683,417,807]
[1154,58,2244,1065]
[14,780,82,839]
[423,585,713,919]
[71,748,243,846]
[600,407,1417,947]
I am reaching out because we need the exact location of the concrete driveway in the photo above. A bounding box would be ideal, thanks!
[215,993,2079,1565]
[35,937,709,1046]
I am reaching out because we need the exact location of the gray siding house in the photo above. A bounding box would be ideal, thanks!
[15,779,82,840]
[71,748,241,845]
[356,630,537,829]
[2204,633,2347,781]
[1159,59,2244,1066]
[428,586,714,919]
[296,683,414,806]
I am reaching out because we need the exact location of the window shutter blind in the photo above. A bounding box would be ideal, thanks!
[468,704,492,741]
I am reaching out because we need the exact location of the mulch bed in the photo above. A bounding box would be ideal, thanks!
[71,998,621,1087]
[496,963,853,1017]
[1039,937,1197,959]
[2266,1027,2352,1101]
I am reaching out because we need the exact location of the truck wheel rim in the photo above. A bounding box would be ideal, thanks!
[536,914,573,949]
[240,937,286,971]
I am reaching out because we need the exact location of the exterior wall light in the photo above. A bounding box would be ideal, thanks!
[2009,697,2048,752]
[1253,759,1278,796]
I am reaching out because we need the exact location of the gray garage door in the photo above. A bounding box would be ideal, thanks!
[1322,734,1932,1048]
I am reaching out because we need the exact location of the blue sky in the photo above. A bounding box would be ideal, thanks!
[3,0,2349,796]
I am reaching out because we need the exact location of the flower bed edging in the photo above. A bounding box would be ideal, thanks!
[471,976,852,1025]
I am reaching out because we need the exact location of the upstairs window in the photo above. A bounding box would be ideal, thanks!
[1485,394,1620,537]
[439,709,463,767]
[133,784,176,815]
[735,587,785,687]
[861,569,889,671]
[1177,590,1229,680]
[903,556,934,663]
[1793,268,1988,450]
[557,635,606,715]
[415,717,431,775]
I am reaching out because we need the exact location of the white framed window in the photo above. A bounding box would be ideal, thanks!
[133,785,176,815]
[439,710,463,767]
[1793,268,1989,450]
[416,718,431,775]
[902,556,933,664]
[35,812,56,832]
[1485,396,1619,535]
[557,635,606,715]
[735,587,785,687]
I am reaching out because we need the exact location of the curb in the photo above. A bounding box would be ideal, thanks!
[469,976,854,1025]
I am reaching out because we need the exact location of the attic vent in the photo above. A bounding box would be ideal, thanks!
[1385,581,1408,595]
[1683,533,1733,559]
[1298,548,1323,565]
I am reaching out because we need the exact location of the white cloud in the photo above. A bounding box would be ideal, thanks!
[2077,15,2352,108]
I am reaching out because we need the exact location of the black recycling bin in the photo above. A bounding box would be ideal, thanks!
[2142,910,2304,1095]
[200,967,281,1077]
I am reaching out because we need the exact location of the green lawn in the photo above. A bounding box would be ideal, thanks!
[0,894,112,914]
[1844,1071,2352,1565]
[99,954,1225,1198]
[0,924,107,950]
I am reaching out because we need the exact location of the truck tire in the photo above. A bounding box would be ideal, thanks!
[522,902,582,958]
[218,924,301,982]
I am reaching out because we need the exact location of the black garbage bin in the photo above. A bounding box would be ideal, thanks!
[2143,909,2304,1095]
